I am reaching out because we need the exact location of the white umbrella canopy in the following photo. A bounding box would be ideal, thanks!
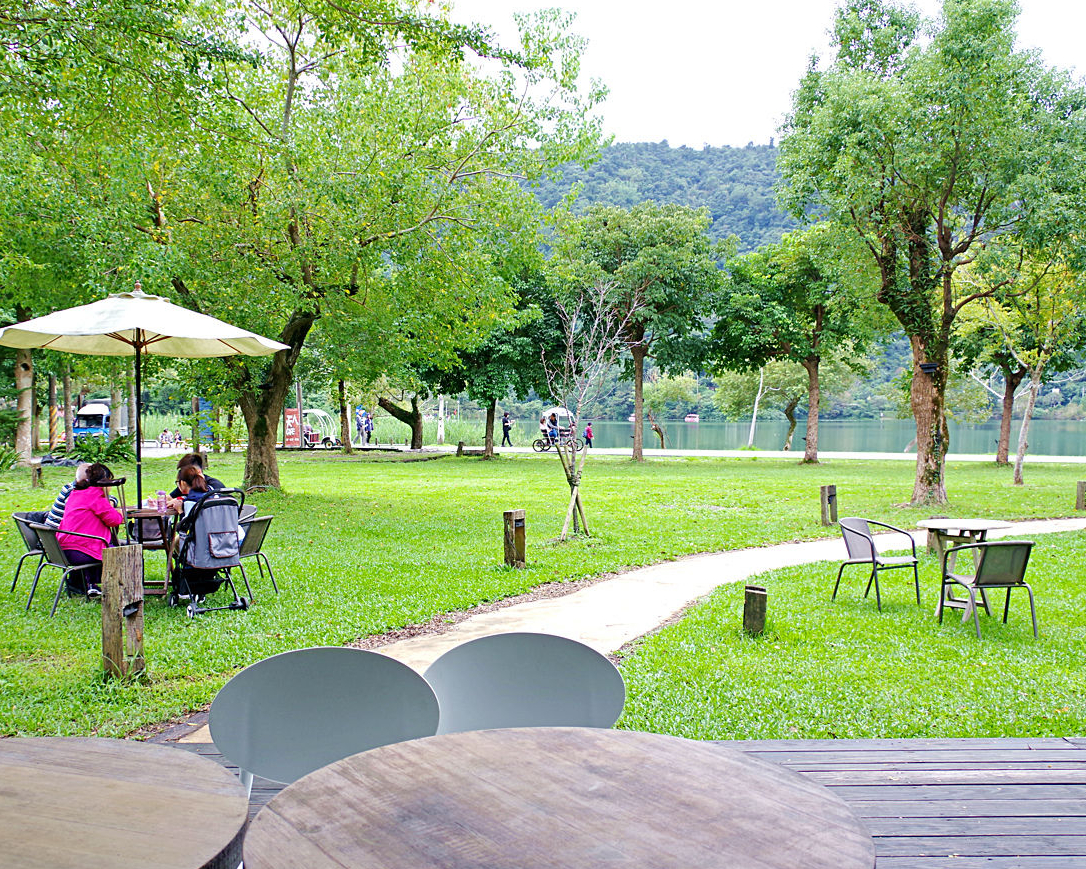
[0,285,289,502]
[0,289,286,358]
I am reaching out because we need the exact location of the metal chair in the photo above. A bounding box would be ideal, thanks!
[939,540,1036,638]
[833,517,920,611]
[238,504,257,523]
[209,646,439,795]
[237,515,277,599]
[11,513,44,593]
[27,523,109,616]
[423,632,626,735]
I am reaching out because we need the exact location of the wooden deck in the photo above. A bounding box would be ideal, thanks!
[171,736,1086,867]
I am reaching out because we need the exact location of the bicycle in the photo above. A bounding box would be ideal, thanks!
[532,435,584,452]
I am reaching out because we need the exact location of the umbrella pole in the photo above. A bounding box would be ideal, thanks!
[134,340,143,506]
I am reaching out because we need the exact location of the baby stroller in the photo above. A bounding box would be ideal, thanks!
[169,491,249,618]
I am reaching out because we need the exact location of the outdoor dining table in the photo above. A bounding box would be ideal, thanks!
[243,726,876,869]
[917,517,1012,618]
[125,506,176,595]
[0,737,248,869]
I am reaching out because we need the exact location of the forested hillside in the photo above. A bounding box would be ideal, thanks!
[530,141,797,251]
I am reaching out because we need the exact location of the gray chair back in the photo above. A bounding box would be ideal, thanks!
[238,515,272,558]
[31,523,71,567]
[423,632,626,735]
[974,541,1033,586]
[839,517,875,560]
[13,513,43,554]
[209,647,439,786]
[239,504,257,523]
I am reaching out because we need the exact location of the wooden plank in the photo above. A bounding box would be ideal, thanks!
[718,738,1071,751]
[805,769,1086,786]
[831,784,1086,802]
[739,749,1085,765]
[867,816,1086,836]
[788,761,1086,772]
[877,858,1086,869]
[874,835,1086,857]
[849,798,1086,818]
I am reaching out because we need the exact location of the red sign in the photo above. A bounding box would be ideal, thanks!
[284,408,301,448]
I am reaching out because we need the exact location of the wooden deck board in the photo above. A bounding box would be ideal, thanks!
[168,736,1086,866]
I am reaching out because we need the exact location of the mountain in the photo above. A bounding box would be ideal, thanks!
[529,141,797,252]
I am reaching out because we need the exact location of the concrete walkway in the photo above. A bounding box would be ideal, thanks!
[176,516,1086,744]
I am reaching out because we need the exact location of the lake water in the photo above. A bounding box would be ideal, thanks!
[587,418,1086,456]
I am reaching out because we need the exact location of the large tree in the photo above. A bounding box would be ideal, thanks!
[552,202,727,461]
[705,224,878,463]
[778,0,1086,503]
[125,2,604,488]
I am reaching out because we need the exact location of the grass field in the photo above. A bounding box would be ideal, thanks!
[0,449,1083,737]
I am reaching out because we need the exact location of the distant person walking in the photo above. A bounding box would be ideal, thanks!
[364,413,374,445]
[355,405,366,443]
[501,412,513,447]
[584,422,593,448]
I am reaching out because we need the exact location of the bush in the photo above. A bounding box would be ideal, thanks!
[64,434,136,464]
[0,443,19,471]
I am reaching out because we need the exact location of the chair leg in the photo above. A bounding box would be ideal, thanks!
[872,568,882,612]
[970,589,982,639]
[913,563,921,606]
[50,569,70,617]
[1024,583,1038,639]
[259,553,278,594]
[832,563,846,601]
[863,567,874,599]
[26,562,47,611]
[12,552,39,593]
[1003,588,1012,624]
[239,768,254,798]
[236,565,254,602]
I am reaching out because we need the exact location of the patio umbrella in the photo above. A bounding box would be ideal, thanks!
[0,283,289,503]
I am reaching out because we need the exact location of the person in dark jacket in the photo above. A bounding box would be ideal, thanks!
[168,453,224,499]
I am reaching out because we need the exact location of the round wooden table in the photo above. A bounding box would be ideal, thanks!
[244,727,875,869]
[0,737,248,869]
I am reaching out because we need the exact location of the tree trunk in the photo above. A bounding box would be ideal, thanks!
[14,346,33,465]
[782,398,799,451]
[225,411,234,453]
[1013,366,1044,486]
[378,394,423,449]
[109,386,122,438]
[63,366,74,451]
[802,355,820,463]
[437,395,446,445]
[996,364,1025,465]
[338,380,353,455]
[190,396,200,450]
[747,367,765,448]
[909,339,949,506]
[211,406,221,452]
[31,371,40,452]
[483,398,496,458]
[630,343,647,461]
[48,374,57,450]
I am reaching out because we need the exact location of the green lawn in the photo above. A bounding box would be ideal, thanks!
[617,536,1086,738]
[0,450,1083,737]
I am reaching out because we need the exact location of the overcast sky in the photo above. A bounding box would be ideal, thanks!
[447,0,1086,148]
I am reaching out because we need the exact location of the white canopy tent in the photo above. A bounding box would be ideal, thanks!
[0,284,289,502]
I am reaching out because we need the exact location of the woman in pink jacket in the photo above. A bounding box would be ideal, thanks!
[57,463,123,597]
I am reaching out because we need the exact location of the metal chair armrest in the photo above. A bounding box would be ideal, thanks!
[31,524,109,545]
[867,519,918,556]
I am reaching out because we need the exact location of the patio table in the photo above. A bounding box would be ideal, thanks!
[125,506,176,595]
[243,726,875,869]
[0,737,247,869]
[917,518,1012,619]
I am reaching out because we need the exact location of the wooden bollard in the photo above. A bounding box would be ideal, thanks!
[820,484,838,526]
[503,509,526,568]
[743,585,767,635]
[101,544,145,678]
[1077,481,1086,511]
[29,461,42,488]
[456,441,465,457]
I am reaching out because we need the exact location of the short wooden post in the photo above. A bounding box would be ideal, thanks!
[199,449,209,469]
[456,441,465,457]
[820,484,838,526]
[1077,481,1086,511]
[503,509,526,568]
[29,460,42,488]
[101,545,145,678]
[743,585,767,635]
